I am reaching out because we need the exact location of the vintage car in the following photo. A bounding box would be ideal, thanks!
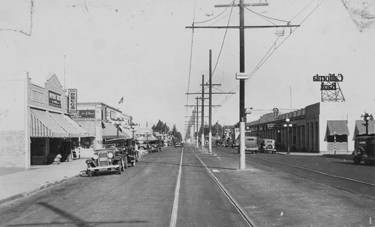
[259,138,277,154]
[353,135,375,165]
[85,148,125,176]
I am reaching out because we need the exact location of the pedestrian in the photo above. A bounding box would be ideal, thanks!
[53,154,62,164]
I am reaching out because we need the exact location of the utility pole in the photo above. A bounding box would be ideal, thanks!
[238,0,246,170]
[201,74,205,149]
[196,97,199,148]
[208,49,213,153]
[186,1,299,170]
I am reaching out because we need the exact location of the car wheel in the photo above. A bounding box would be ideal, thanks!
[87,170,92,177]
[353,157,361,164]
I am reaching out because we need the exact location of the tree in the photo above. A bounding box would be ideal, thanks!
[152,120,170,134]
[171,124,182,143]
[212,122,223,137]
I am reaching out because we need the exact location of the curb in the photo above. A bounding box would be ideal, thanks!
[0,174,79,207]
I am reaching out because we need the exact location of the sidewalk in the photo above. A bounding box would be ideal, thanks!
[0,159,86,205]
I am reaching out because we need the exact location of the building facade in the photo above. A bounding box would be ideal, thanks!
[0,74,88,168]
[73,102,132,148]
[246,101,375,154]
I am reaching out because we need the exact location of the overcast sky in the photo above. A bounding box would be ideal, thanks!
[1,0,375,135]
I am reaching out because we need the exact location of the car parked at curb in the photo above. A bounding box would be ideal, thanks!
[85,148,125,176]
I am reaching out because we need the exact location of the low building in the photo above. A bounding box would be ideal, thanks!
[73,102,132,148]
[246,101,375,154]
[0,74,88,168]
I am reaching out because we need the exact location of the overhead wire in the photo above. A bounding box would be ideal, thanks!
[184,0,197,134]
[244,7,290,24]
[212,0,236,76]
[194,8,229,24]
[247,0,325,78]
[214,0,326,115]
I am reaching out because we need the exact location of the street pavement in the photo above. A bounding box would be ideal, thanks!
[0,145,374,227]
[201,147,375,227]
[0,147,248,227]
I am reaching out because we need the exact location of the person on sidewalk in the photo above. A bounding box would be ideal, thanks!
[53,154,62,164]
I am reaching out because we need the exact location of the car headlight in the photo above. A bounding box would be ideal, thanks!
[107,152,114,159]
[93,154,98,160]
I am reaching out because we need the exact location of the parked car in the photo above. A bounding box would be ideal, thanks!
[85,148,125,176]
[174,142,182,148]
[353,135,375,165]
[244,134,258,153]
[258,138,276,154]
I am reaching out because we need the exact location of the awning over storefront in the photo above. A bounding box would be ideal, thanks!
[63,115,90,137]
[30,109,88,138]
[30,109,68,138]
[49,113,83,137]
[354,120,375,138]
[102,122,131,139]
[325,120,349,141]
[326,120,349,136]
[136,135,158,142]
[75,120,96,137]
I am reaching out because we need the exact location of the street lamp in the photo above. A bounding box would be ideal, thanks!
[361,112,373,136]
[283,118,293,154]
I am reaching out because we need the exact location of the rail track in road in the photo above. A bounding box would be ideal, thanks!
[249,155,375,199]
[194,150,256,227]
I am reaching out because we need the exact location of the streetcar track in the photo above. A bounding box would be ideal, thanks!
[194,148,255,227]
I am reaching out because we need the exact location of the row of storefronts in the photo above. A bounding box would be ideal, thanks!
[73,102,132,148]
[246,101,375,154]
[0,74,133,169]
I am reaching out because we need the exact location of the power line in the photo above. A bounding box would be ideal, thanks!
[290,0,317,22]
[245,7,290,24]
[212,0,236,77]
[247,0,325,78]
[194,8,229,24]
[184,0,198,136]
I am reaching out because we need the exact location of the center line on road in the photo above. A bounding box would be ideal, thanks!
[169,147,184,227]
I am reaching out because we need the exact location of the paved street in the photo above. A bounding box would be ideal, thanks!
[0,146,374,227]
[200,147,375,226]
[0,147,248,227]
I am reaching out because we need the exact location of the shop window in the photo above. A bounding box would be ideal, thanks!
[327,135,347,143]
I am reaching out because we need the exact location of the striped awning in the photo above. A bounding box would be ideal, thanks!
[30,109,88,138]
[64,115,90,137]
[354,120,375,138]
[30,109,67,138]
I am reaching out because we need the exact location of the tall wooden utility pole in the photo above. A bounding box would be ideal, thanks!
[208,50,213,153]
[196,97,199,148]
[186,1,299,169]
[201,74,205,149]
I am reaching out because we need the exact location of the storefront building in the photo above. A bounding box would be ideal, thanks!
[73,102,132,148]
[0,74,88,168]
[246,101,375,154]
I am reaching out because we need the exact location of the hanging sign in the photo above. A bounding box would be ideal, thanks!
[68,89,78,114]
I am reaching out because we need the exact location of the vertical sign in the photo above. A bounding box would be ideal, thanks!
[68,89,77,114]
